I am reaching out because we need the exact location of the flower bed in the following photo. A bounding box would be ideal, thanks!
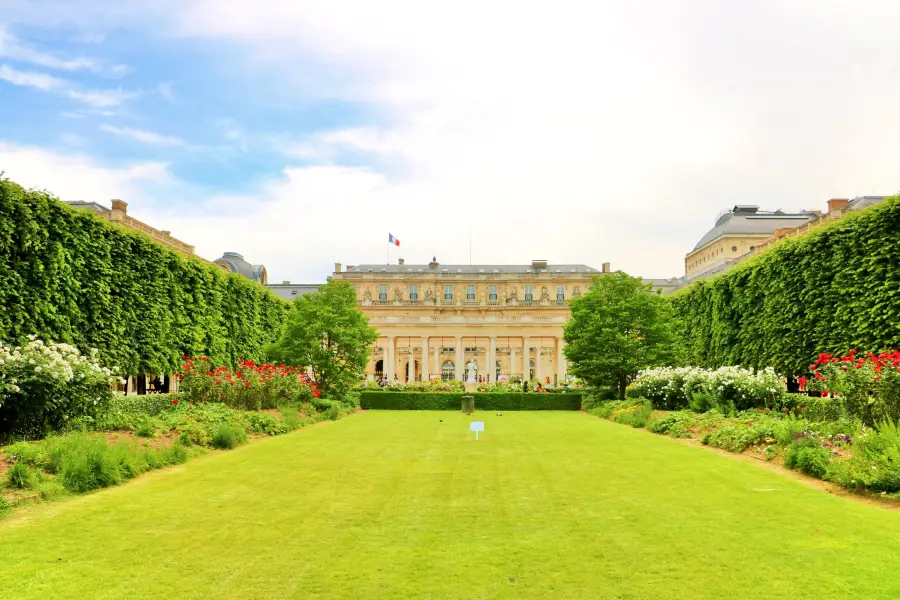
[804,350,900,425]
[0,337,122,438]
[176,356,319,410]
[630,365,782,411]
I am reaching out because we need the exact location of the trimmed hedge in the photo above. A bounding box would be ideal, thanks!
[0,177,288,375]
[673,196,900,375]
[359,391,582,410]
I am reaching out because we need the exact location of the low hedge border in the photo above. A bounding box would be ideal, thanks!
[359,392,582,410]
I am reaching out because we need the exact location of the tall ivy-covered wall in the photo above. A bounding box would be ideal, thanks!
[672,196,900,375]
[0,177,289,374]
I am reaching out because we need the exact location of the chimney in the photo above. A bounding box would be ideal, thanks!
[429,256,439,269]
[109,199,127,222]
[398,258,405,265]
[334,263,342,273]
[827,198,849,213]
[601,262,611,273]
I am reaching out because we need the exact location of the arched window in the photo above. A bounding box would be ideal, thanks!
[441,360,455,381]
[375,360,383,379]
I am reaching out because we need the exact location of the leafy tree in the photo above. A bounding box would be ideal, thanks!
[268,279,379,397]
[563,271,677,399]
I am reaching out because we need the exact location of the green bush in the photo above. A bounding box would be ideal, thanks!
[702,421,777,452]
[6,462,38,489]
[0,176,287,380]
[611,401,653,428]
[673,196,900,375]
[134,417,157,438]
[211,425,246,450]
[358,391,582,410]
[784,438,832,478]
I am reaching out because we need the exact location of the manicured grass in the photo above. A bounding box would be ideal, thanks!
[3,412,900,599]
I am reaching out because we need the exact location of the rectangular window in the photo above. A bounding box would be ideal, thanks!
[442,347,455,354]
[444,285,453,300]
[524,284,533,301]
[557,284,565,301]
[409,284,418,300]
[489,285,497,300]
[464,347,478,353]
[467,285,475,300]
[379,284,387,300]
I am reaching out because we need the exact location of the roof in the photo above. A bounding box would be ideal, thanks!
[213,252,267,284]
[847,195,888,211]
[266,283,320,300]
[691,208,815,252]
[344,263,600,274]
[65,201,110,213]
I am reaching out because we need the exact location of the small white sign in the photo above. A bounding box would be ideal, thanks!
[470,421,484,440]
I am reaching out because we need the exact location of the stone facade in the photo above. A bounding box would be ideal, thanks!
[332,259,610,383]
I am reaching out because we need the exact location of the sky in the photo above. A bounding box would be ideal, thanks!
[1,0,899,283]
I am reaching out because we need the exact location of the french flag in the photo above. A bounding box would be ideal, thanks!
[388,233,400,246]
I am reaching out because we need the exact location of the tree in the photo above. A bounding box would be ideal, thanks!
[563,271,677,399]
[268,279,379,397]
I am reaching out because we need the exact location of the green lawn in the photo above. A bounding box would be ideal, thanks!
[3,411,900,599]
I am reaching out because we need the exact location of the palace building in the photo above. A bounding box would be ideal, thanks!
[331,258,610,384]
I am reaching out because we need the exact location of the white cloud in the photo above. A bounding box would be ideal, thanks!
[0,141,176,205]
[0,26,96,71]
[100,124,185,147]
[0,63,65,90]
[67,88,138,108]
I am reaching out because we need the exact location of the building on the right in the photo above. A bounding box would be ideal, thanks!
[683,196,888,282]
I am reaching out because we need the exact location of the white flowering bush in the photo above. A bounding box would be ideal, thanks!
[632,365,782,412]
[0,336,122,437]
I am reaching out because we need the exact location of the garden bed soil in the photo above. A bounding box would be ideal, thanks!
[104,431,177,449]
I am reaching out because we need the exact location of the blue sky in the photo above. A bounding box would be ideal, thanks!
[1,1,899,283]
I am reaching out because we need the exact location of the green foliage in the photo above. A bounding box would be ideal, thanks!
[611,401,653,428]
[702,420,777,452]
[672,196,900,375]
[211,424,247,450]
[0,176,287,377]
[3,433,195,494]
[134,418,156,438]
[648,410,725,438]
[783,438,832,478]
[6,462,39,489]
[563,271,678,399]
[0,338,119,438]
[358,391,582,410]
[268,279,379,397]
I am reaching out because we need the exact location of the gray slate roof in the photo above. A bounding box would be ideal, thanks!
[345,263,600,274]
[692,207,815,252]
[267,283,321,300]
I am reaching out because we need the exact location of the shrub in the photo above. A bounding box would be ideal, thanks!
[632,365,782,412]
[702,421,777,453]
[6,462,38,489]
[806,351,900,426]
[0,337,121,438]
[211,424,246,450]
[134,418,156,438]
[358,391,582,411]
[177,357,318,411]
[784,438,832,478]
[611,401,653,428]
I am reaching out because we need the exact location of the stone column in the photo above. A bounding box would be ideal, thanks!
[488,336,496,382]
[535,338,543,382]
[421,337,430,382]
[387,336,396,380]
[510,347,517,379]
[455,336,464,381]
[557,337,567,384]
[407,346,415,383]
[522,336,530,381]
[434,345,441,380]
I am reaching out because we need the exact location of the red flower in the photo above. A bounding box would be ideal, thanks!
[849,349,856,355]
[172,398,178,405]
[245,381,250,388]
[821,391,829,397]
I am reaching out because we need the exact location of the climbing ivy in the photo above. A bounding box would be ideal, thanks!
[0,176,288,374]
[672,196,900,375]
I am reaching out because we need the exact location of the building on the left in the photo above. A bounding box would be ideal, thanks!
[66,199,196,256]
